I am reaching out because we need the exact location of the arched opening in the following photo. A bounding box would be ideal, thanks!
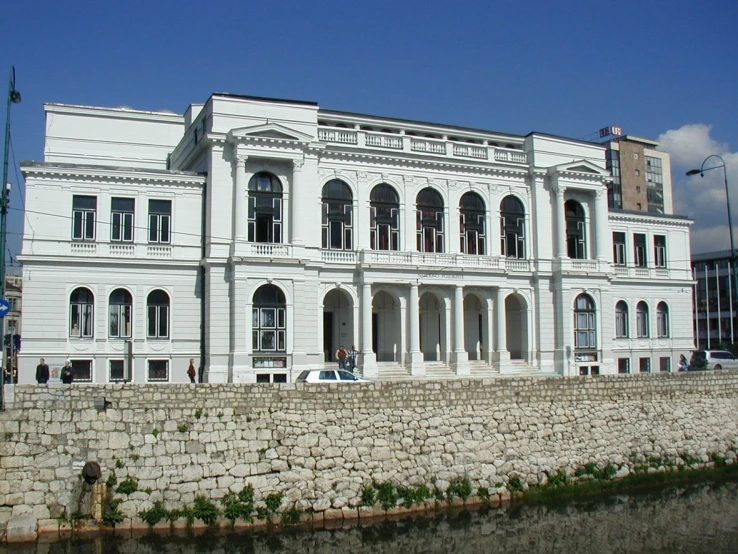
[322,289,354,363]
[252,285,286,352]
[372,291,401,362]
[147,289,170,339]
[370,184,400,250]
[248,172,283,243]
[321,180,353,250]
[109,288,132,338]
[565,200,586,259]
[500,196,525,258]
[416,188,444,253]
[463,293,486,361]
[70,287,94,338]
[615,300,629,338]
[657,301,669,338]
[460,192,486,255]
[419,291,446,362]
[636,301,649,338]
[505,294,528,360]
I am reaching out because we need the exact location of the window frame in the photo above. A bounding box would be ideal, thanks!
[72,195,97,241]
[148,199,172,244]
[252,285,287,353]
[654,235,667,268]
[321,180,353,251]
[634,233,647,268]
[656,301,669,338]
[147,289,170,339]
[613,232,626,266]
[70,359,93,382]
[416,188,445,253]
[70,287,94,338]
[147,359,170,382]
[370,184,400,251]
[111,197,135,243]
[573,293,597,349]
[565,200,586,259]
[109,359,127,382]
[615,301,629,338]
[247,172,283,244]
[500,196,525,259]
[636,301,649,338]
[109,288,133,339]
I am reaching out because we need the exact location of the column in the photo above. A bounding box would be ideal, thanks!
[496,287,509,367]
[407,283,424,375]
[595,188,609,262]
[291,158,305,246]
[361,282,377,377]
[484,296,495,365]
[451,285,469,374]
[554,185,567,258]
[234,153,247,241]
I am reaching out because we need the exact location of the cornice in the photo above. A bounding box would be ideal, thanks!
[44,102,183,124]
[21,163,206,186]
[608,212,693,227]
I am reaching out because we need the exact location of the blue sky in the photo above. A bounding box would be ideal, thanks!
[1,0,737,261]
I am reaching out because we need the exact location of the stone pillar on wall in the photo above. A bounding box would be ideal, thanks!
[361,282,377,378]
[595,188,609,262]
[407,283,425,375]
[229,264,250,383]
[496,287,510,368]
[451,285,469,375]
[484,295,495,365]
[232,151,247,257]
[204,262,231,383]
[554,184,567,258]
[291,158,306,258]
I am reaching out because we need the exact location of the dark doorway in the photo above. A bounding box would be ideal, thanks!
[372,313,378,356]
[323,312,333,362]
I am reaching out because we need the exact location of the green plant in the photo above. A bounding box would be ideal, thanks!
[106,471,117,488]
[447,477,472,502]
[194,408,203,419]
[217,412,224,418]
[507,476,524,494]
[102,498,124,528]
[432,483,445,503]
[178,424,189,433]
[546,469,569,488]
[115,459,124,469]
[360,483,376,507]
[116,477,138,495]
[375,481,398,511]
[192,495,219,526]
[139,501,168,527]
[413,483,432,504]
[477,486,490,502]
[711,452,727,468]
[151,428,159,438]
[280,504,304,525]
[130,454,139,462]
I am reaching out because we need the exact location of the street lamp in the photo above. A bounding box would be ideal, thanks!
[686,154,736,347]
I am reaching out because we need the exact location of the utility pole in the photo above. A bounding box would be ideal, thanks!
[0,67,21,408]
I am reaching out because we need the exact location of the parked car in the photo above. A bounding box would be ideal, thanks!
[295,369,371,383]
[689,350,738,371]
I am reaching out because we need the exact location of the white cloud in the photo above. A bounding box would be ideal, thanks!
[657,124,738,254]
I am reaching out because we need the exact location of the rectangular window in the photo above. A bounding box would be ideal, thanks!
[109,360,126,382]
[618,358,630,374]
[147,305,169,338]
[147,360,169,382]
[71,359,93,382]
[72,196,97,240]
[659,357,670,372]
[639,357,651,373]
[613,232,626,265]
[654,235,666,268]
[149,200,172,243]
[111,198,135,242]
[634,234,647,267]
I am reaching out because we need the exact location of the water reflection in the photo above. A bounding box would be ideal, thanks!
[6,480,738,554]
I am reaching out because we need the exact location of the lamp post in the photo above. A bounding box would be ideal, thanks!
[0,67,21,405]
[687,154,736,347]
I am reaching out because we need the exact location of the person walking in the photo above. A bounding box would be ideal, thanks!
[335,346,348,370]
[35,358,50,385]
[187,359,197,383]
[347,345,359,373]
[678,354,689,372]
[60,361,74,384]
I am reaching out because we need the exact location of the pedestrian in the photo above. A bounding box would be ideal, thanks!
[36,358,50,385]
[678,354,689,372]
[335,345,348,370]
[60,361,74,384]
[187,359,196,383]
[347,345,359,373]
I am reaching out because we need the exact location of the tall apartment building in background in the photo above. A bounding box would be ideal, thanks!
[4,274,22,382]
[692,250,736,349]
[17,95,694,383]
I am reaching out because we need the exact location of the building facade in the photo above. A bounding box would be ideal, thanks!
[692,249,737,349]
[17,95,694,383]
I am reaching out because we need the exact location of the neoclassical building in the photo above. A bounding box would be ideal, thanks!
[17,94,694,383]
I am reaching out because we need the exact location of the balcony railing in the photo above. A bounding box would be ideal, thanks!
[364,132,403,150]
[70,241,175,259]
[317,128,358,145]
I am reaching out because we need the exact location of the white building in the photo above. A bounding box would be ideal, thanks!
[18,94,694,383]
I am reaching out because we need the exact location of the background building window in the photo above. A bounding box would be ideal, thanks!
[370,184,400,251]
[654,235,667,268]
[615,301,629,338]
[252,285,286,352]
[111,197,135,242]
[149,200,171,243]
[72,195,97,240]
[634,234,647,267]
[147,290,170,338]
[613,232,626,265]
[636,301,649,338]
[248,172,282,243]
[147,360,169,381]
[574,293,596,349]
[109,288,132,338]
[500,195,525,258]
[71,359,93,382]
[565,200,586,259]
[70,287,94,338]
[460,192,485,255]
[321,180,353,250]
[416,188,444,253]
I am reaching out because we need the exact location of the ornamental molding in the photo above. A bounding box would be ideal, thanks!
[226,122,313,144]
[21,164,205,186]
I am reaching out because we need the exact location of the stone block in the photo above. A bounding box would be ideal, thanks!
[5,514,37,543]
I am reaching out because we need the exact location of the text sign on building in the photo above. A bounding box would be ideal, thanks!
[599,126,623,138]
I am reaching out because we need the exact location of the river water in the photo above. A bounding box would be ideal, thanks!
[4,480,738,553]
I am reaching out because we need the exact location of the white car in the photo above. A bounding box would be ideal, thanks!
[295,369,370,383]
[689,350,738,371]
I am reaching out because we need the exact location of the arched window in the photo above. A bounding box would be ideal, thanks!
[248,172,282,243]
[109,288,132,338]
[500,196,525,258]
[574,293,596,349]
[636,301,649,338]
[416,188,444,253]
[147,290,170,338]
[370,184,400,251]
[70,287,94,338]
[565,200,586,259]
[615,300,629,338]
[459,192,485,255]
[321,180,353,250]
[656,301,669,338]
[252,285,286,352]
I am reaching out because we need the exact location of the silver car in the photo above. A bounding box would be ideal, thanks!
[295,369,370,383]
[689,350,738,371]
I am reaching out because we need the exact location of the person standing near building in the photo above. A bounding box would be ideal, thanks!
[335,346,348,370]
[60,361,74,384]
[187,359,196,383]
[347,345,359,373]
[36,358,50,385]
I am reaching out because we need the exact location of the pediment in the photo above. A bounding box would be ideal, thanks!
[552,159,610,176]
[227,123,313,142]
